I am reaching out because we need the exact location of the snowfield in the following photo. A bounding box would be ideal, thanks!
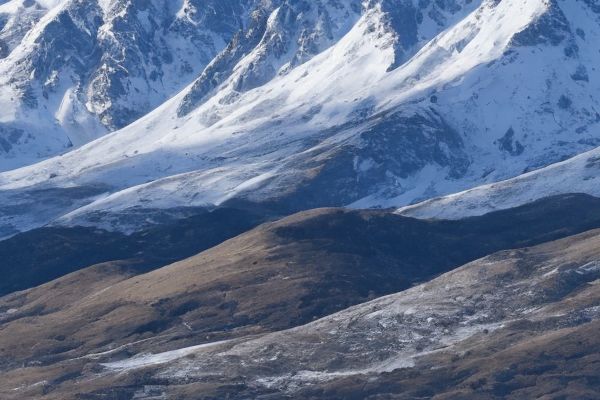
[398,145,600,219]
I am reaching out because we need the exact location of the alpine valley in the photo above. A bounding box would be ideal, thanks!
[0,0,599,399]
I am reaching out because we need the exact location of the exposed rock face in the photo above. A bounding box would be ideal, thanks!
[0,0,258,169]
[178,0,479,116]
[84,0,257,130]
[244,108,470,211]
[178,0,364,116]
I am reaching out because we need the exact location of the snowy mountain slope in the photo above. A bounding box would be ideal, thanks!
[2,0,600,236]
[398,145,600,219]
[0,0,257,171]
[177,0,364,116]
[0,0,482,234]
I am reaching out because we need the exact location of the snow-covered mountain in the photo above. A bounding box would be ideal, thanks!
[2,0,600,236]
[0,0,258,170]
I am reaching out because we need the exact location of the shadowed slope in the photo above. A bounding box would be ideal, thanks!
[0,206,269,296]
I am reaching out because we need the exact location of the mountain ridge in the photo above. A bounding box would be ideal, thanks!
[6,0,600,238]
[397,144,600,219]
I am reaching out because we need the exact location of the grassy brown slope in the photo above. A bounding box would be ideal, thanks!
[2,194,600,372]
[4,212,600,399]
[286,233,600,400]
[4,192,600,298]
[0,206,268,296]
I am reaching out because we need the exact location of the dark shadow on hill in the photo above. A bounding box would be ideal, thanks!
[0,206,271,296]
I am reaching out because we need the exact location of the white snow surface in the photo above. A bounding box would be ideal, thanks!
[397,145,600,219]
[101,340,230,371]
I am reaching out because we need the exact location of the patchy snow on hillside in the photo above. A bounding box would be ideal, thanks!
[101,340,230,371]
[102,234,600,395]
